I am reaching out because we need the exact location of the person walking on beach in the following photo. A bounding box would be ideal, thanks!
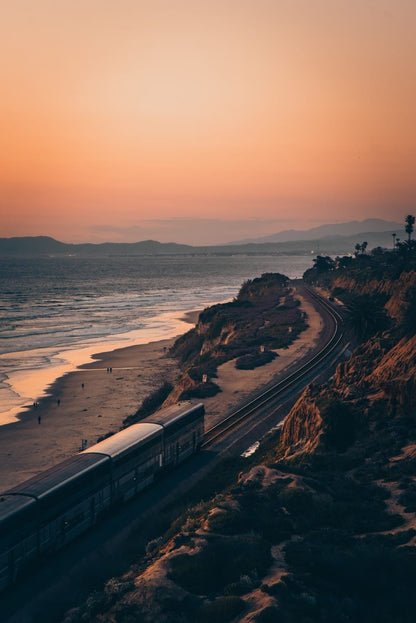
[38,415,41,424]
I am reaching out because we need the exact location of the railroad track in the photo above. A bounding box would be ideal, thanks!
[203,286,344,447]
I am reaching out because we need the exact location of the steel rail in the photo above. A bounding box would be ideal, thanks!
[202,286,344,447]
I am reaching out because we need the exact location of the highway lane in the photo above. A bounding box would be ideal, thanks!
[2,283,347,623]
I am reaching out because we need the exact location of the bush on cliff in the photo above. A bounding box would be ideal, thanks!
[318,397,357,452]
[170,273,306,376]
[192,596,245,623]
[235,348,277,370]
[123,381,173,427]
[179,380,221,400]
[343,293,390,340]
[169,535,272,595]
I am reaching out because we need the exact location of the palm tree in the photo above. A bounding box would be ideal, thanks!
[344,294,389,340]
[392,232,397,249]
[405,214,415,243]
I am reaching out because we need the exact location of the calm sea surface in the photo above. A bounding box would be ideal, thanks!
[0,254,313,423]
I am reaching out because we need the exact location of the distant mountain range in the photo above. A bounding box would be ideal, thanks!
[227,218,402,244]
[0,237,192,256]
[0,219,403,257]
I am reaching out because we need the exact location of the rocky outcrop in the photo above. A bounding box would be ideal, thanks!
[166,274,307,403]
[333,333,395,390]
[280,386,324,456]
[365,335,416,415]
[279,330,416,458]
[125,545,200,623]
[384,270,416,322]
[331,269,416,325]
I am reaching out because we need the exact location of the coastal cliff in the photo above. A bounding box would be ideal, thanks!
[124,273,308,419]
[62,247,416,623]
[281,330,416,458]
[168,273,307,403]
[279,385,323,455]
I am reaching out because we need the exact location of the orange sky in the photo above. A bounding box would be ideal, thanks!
[1,0,415,243]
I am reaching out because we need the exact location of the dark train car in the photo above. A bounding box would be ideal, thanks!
[0,494,38,589]
[0,401,205,592]
[0,453,110,591]
[6,454,110,555]
[83,423,163,503]
[142,402,204,467]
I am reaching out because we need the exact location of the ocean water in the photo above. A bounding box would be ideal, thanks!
[0,254,313,424]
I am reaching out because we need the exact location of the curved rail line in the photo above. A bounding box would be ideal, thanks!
[203,286,344,447]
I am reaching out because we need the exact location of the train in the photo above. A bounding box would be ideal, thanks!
[0,401,204,592]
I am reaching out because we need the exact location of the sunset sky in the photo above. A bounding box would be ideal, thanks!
[1,1,415,244]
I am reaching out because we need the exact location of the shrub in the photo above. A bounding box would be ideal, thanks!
[398,486,416,512]
[171,329,204,363]
[207,509,249,535]
[179,380,221,399]
[318,397,356,452]
[104,577,134,598]
[123,381,173,426]
[169,536,272,594]
[192,596,245,623]
[223,574,259,595]
[110,602,145,622]
[235,349,277,370]
[145,536,164,556]
[255,606,281,622]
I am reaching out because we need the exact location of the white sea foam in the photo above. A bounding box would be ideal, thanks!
[0,254,314,426]
[0,308,198,425]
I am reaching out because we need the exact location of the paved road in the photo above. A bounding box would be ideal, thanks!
[2,283,347,623]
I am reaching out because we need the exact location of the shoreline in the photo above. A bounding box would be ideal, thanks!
[0,309,200,427]
[0,310,200,491]
[0,288,324,491]
[0,336,182,490]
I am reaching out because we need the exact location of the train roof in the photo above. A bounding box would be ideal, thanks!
[83,422,161,459]
[3,453,108,501]
[141,402,204,429]
[0,494,36,528]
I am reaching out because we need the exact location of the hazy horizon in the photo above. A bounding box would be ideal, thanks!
[1,1,414,243]
[1,217,405,247]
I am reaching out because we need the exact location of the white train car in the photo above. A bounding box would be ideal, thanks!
[142,401,205,467]
[83,422,163,503]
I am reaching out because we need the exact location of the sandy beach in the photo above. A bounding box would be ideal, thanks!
[0,311,198,490]
[0,291,322,491]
